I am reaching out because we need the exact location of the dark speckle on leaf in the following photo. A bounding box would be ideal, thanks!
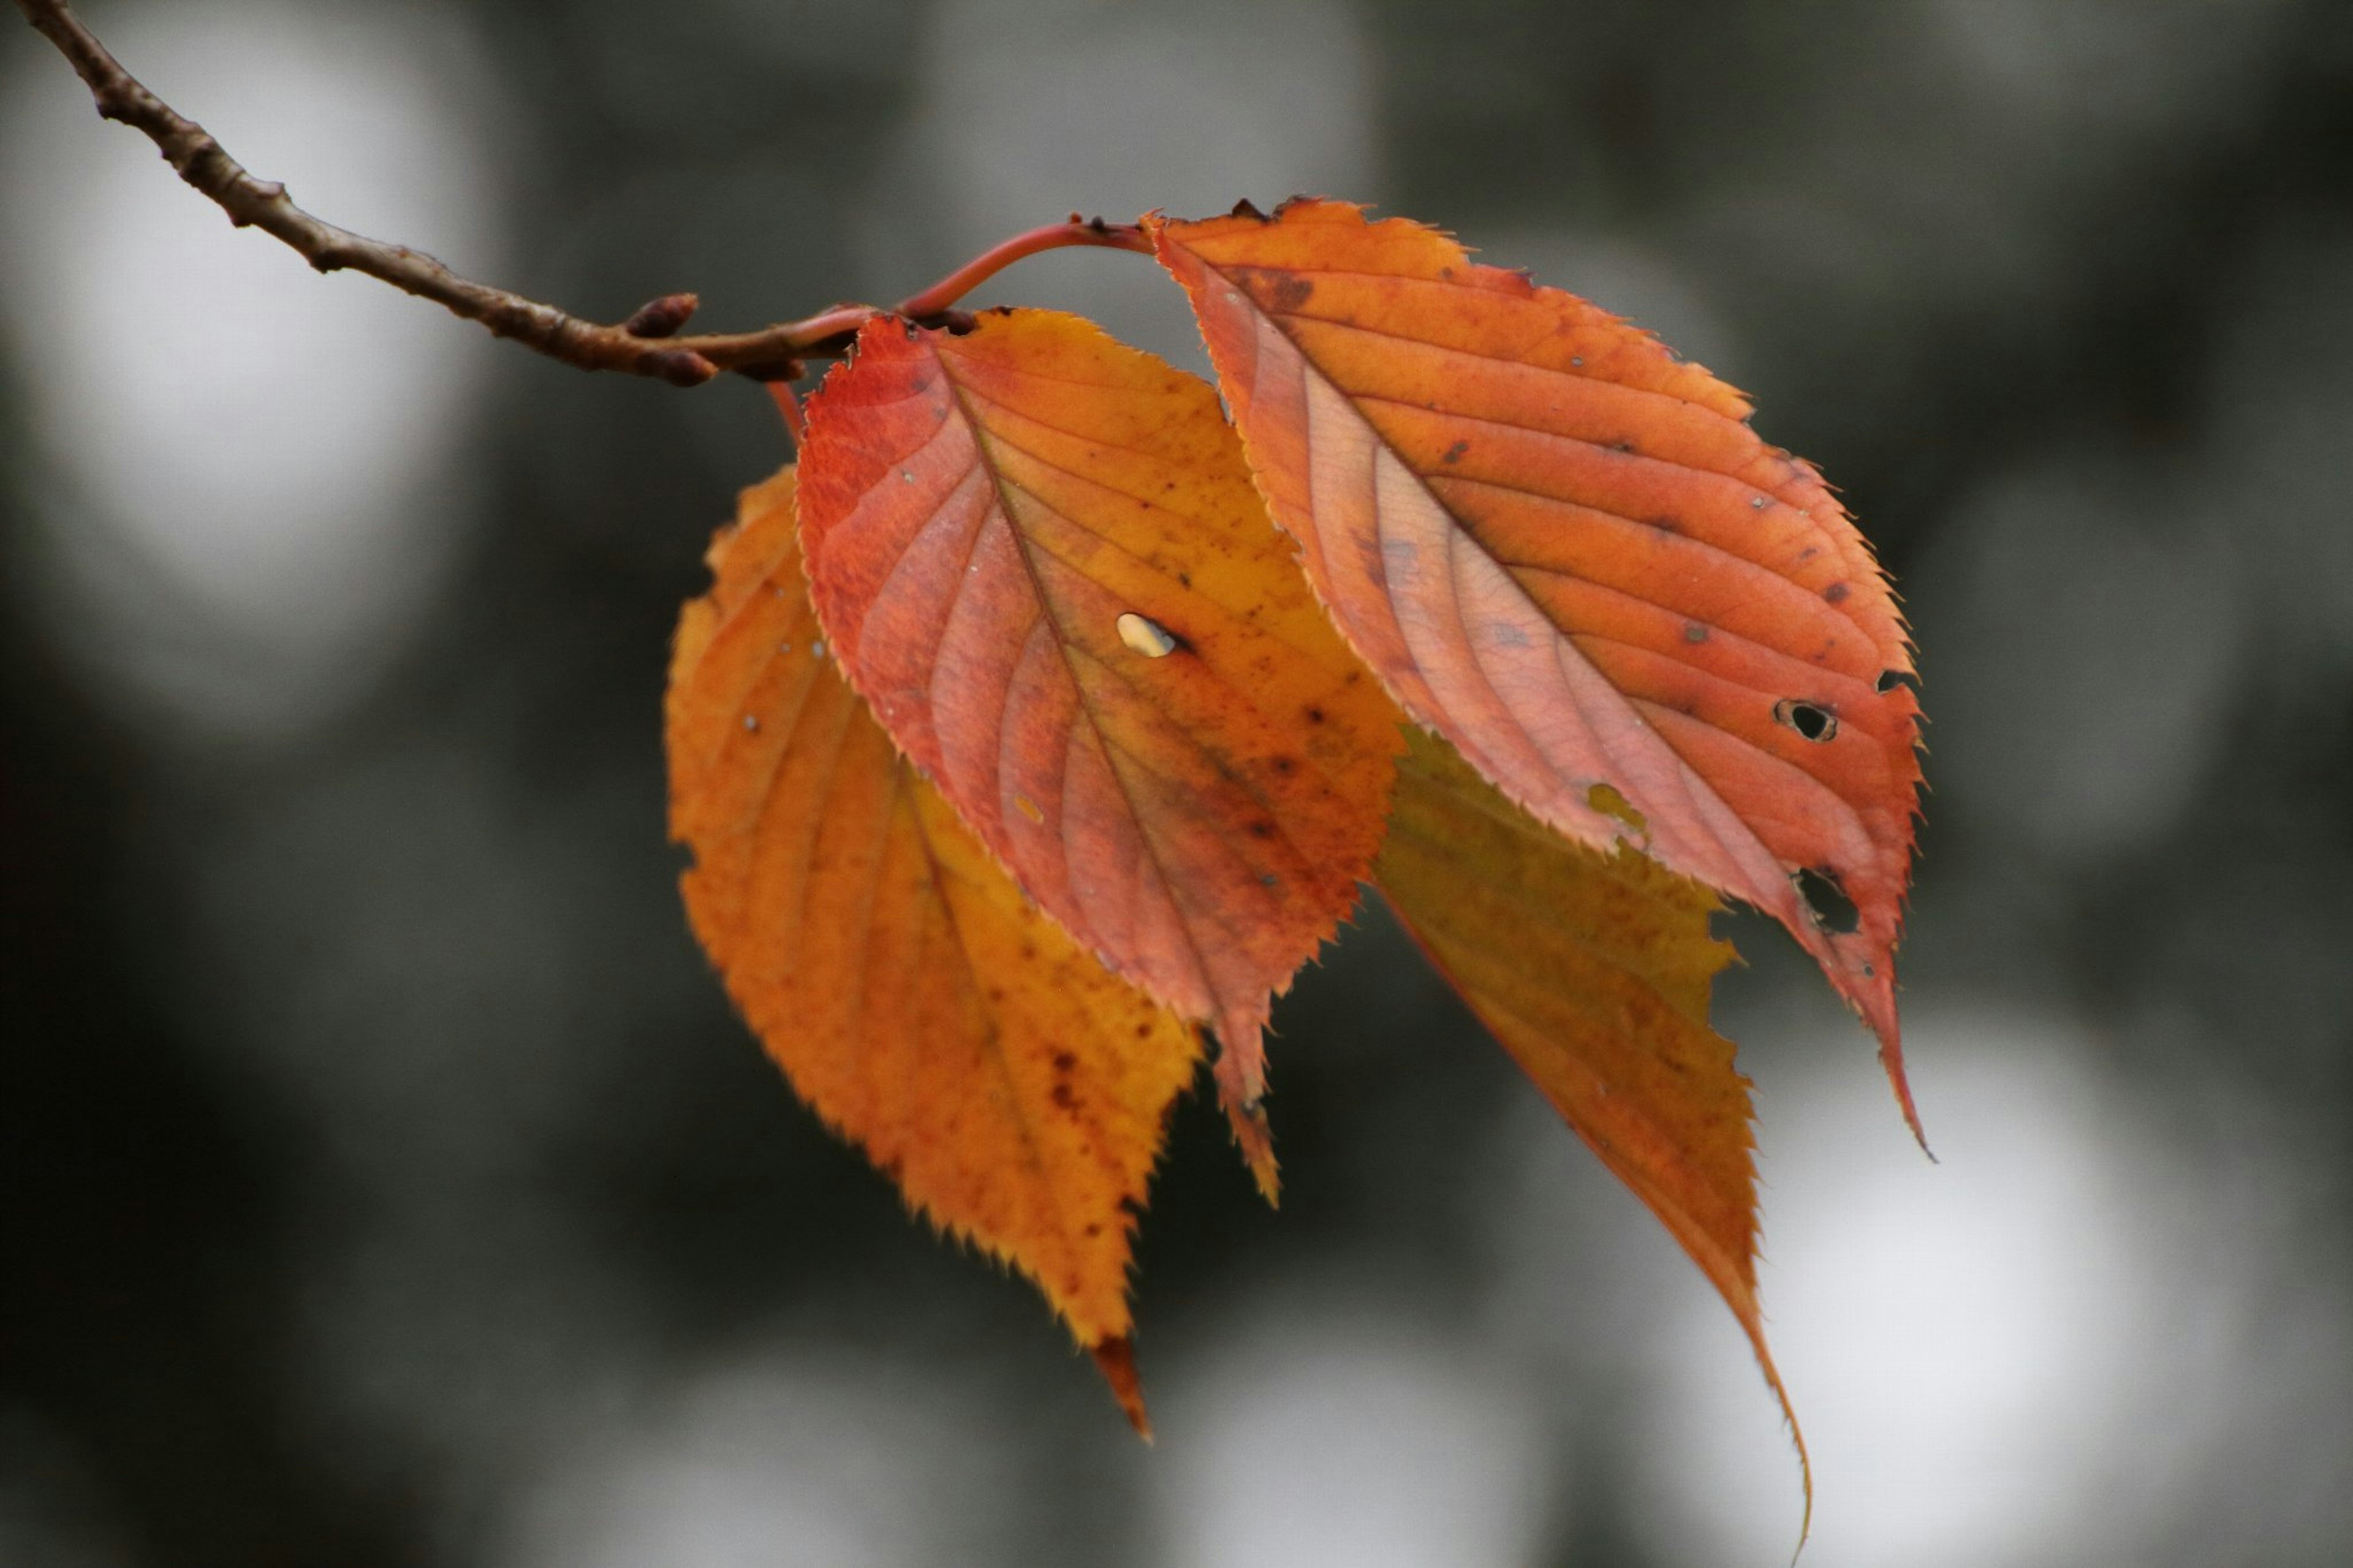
[1263,273,1315,313]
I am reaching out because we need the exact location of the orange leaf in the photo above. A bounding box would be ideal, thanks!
[1152,201,1927,1140]
[667,464,1199,1430]
[797,309,1403,1199]
[1377,727,1808,1522]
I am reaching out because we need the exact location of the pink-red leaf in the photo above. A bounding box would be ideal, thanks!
[796,309,1403,1198]
[1151,200,1927,1137]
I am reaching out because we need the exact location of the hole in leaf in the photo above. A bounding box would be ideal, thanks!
[1773,698,1838,742]
[1795,867,1860,934]
[1586,781,1646,834]
[1116,612,1179,658]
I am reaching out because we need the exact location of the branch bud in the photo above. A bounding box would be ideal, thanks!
[643,349,718,387]
[624,293,700,339]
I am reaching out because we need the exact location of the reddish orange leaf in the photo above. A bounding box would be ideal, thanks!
[1152,200,1927,1139]
[667,464,1199,1425]
[1378,727,1808,1521]
[797,309,1403,1199]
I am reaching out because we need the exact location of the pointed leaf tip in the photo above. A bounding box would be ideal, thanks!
[1211,1011,1281,1206]
[1091,1335,1153,1441]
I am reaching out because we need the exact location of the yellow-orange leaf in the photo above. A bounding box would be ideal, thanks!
[667,465,1199,1427]
[1377,727,1806,1517]
[797,309,1402,1198]
[1153,201,1927,1140]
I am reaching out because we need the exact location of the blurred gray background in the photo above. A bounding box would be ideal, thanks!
[4,1,2351,1564]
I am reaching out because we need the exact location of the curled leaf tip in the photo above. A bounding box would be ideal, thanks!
[1770,1353,1814,1561]
[1885,1048,1935,1161]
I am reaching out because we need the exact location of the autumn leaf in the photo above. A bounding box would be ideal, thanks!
[1151,200,1927,1140]
[796,309,1403,1199]
[667,465,1200,1430]
[1377,726,1808,1517]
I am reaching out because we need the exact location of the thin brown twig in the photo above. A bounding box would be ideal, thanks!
[10,0,1152,386]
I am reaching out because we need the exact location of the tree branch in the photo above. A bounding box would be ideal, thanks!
[10,0,1151,387]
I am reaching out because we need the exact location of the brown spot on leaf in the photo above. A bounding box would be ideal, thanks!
[1261,273,1316,313]
[1587,781,1647,833]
